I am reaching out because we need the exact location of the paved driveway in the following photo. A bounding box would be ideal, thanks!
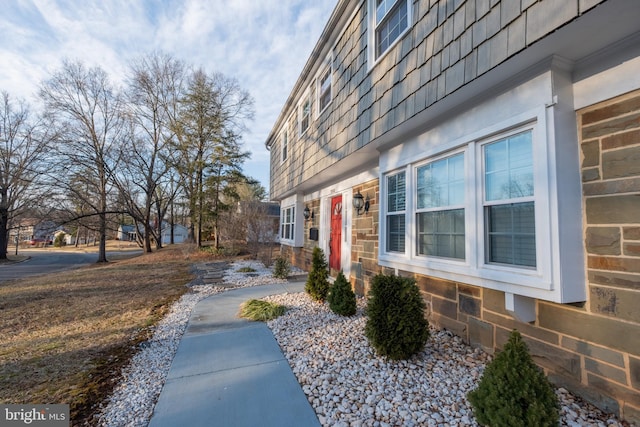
[0,248,142,282]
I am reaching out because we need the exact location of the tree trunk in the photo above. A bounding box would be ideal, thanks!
[97,172,108,262]
[97,211,108,262]
[170,201,175,245]
[0,199,8,260]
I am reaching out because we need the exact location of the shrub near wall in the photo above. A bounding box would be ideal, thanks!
[468,330,560,427]
[328,271,357,316]
[305,247,330,302]
[365,274,429,360]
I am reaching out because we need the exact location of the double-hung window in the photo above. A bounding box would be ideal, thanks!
[386,171,406,253]
[416,153,465,259]
[300,98,310,135]
[318,66,332,113]
[281,131,288,162]
[374,0,410,59]
[378,70,586,304]
[483,130,536,267]
[280,206,295,241]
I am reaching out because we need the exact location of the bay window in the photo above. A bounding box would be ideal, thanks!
[380,122,556,297]
[378,70,586,304]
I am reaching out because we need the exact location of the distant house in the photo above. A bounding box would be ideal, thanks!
[10,218,57,244]
[53,229,74,245]
[160,223,188,245]
[265,0,639,424]
[118,223,189,244]
[116,225,137,242]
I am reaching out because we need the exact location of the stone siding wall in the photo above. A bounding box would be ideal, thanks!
[269,0,607,199]
[574,89,640,422]
[343,91,640,423]
[280,245,311,274]
[350,180,381,295]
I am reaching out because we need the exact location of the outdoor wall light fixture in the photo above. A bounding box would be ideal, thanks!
[353,191,369,215]
[303,206,313,220]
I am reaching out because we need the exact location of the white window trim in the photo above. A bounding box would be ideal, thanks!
[299,90,311,136]
[379,107,581,303]
[367,0,413,69]
[280,129,288,163]
[279,195,305,247]
[280,205,295,244]
[414,148,467,260]
[379,117,552,290]
[383,169,407,254]
[317,61,333,117]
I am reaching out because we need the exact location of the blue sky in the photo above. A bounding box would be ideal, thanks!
[0,0,337,195]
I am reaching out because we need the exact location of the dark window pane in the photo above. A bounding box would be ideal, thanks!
[486,202,535,267]
[376,0,408,58]
[416,209,465,259]
[387,214,405,252]
[484,131,533,201]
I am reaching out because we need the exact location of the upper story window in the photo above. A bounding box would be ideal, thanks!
[300,97,310,135]
[281,130,288,163]
[374,0,411,59]
[318,65,332,113]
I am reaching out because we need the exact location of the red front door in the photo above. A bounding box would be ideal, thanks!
[329,195,342,271]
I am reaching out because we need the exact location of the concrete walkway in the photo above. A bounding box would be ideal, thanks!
[148,281,321,427]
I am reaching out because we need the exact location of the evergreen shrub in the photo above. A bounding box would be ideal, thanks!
[467,329,560,427]
[53,234,66,247]
[364,273,429,360]
[305,247,330,302]
[327,271,357,316]
[273,256,290,279]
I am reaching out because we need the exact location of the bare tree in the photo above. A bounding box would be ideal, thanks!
[115,53,186,253]
[0,92,55,258]
[235,181,274,259]
[39,60,124,263]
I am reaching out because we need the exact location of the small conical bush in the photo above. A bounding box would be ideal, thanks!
[328,271,357,316]
[305,246,330,302]
[468,329,560,427]
[364,273,429,360]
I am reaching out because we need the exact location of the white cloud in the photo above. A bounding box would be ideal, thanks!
[0,0,337,193]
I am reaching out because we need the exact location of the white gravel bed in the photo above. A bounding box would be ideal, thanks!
[94,261,630,427]
[264,292,629,427]
[94,260,286,427]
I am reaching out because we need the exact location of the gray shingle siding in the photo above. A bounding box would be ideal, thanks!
[267,0,606,199]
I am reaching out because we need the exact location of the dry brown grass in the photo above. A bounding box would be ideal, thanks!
[0,244,218,426]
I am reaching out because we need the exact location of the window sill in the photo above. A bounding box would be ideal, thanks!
[317,103,331,118]
[379,253,562,302]
[367,26,411,72]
